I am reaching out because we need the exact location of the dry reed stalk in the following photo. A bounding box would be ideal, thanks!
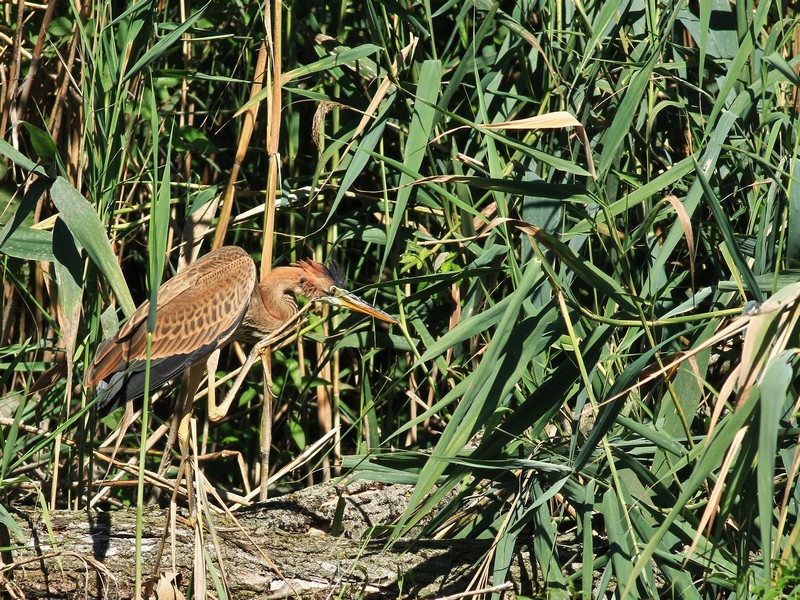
[258,0,283,501]
[211,40,269,250]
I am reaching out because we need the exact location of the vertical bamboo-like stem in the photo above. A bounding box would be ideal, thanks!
[179,0,194,183]
[16,0,58,124]
[134,334,154,600]
[315,326,332,481]
[203,40,268,496]
[259,0,282,501]
[1,0,26,140]
[211,41,269,250]
[261,0,281,269]
[48,4,81,148]
[311,0,351,482]
[332,349,341,476]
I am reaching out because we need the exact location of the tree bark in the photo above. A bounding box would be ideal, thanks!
[0,481,532,599]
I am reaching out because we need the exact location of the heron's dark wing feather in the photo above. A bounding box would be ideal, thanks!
[87,336,128,387]
[88,246,256,407]
[94,339,223,413]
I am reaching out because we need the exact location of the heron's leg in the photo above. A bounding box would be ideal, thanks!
[156,363,205,480]
[262,351,275,393]
[177,412,195,522]
[207,338,269,421]
[150,360,207,510]
[101,402,135,479]
[207,305,313,422]
[205,349,221,418]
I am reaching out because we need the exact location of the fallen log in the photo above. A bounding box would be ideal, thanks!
[0,481,531,598]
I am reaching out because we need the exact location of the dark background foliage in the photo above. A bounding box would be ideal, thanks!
[2,0,800,596]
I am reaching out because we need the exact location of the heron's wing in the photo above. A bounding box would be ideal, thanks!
[87,246,256,409]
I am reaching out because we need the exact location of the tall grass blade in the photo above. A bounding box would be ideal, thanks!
[382,59,441,271]
[694,159,763,302]
[123,2,209,82]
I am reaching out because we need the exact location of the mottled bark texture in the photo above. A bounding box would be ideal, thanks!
[0,481,535,599]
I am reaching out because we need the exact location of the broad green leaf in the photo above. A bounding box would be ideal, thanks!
[0,178,54,261]
[49,177,135,316]
[705,0,770,131]
[719,271,800,292]
[625,494,700,599]
[20,122,57,163]
[763,51,800,88]
[282,44,382,84]
[0,503,24,544]
[575,324,701,472]
[326,108,390,224]
[643,110,738,295]
[0,138,48,176]
[604,489,644,597]
[694,159,763,302]
[597,51,658,177]
[757,353,792,573]
[532,480,569,598]
[395,260,544,536]
[0,355,29,483]
[382,59,442,272]
[567,156,696,237]
[237,44,383,116]
[621,391,760,598]
[106,0,152,27]
[581,0,627,71]
[652,320,716,478]
[52,219,84,385]
[788,158,800,267]
[414,293,515,366]
[0,226,54,261]
[123,3,209,82]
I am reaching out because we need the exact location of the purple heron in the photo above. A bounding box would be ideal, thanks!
[86,246,396,418]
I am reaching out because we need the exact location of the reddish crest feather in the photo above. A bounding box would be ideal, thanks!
[294,259,345,290]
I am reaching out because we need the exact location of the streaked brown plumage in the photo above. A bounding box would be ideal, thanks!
[87,246,396,413]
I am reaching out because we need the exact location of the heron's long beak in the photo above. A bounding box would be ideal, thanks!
[326,288,398,324]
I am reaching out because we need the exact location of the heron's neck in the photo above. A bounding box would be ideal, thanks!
[257,266,304,322]
[237,266,303,341]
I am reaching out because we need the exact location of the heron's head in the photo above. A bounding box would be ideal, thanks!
[295,260,397,323]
